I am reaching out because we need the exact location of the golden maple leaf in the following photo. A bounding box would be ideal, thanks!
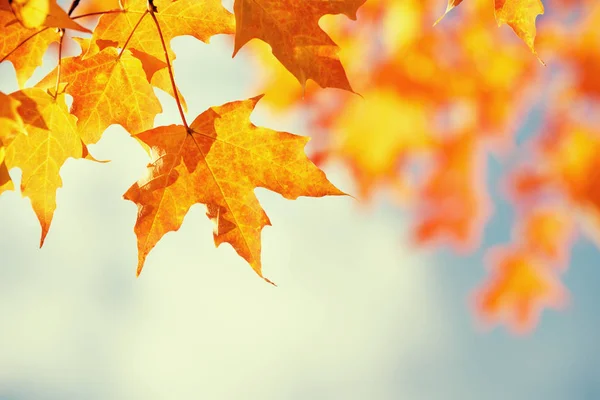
[436,0,544,55]
[124,95,345,281]
[0,9,60,87]
[36,46,163,144]
[474,247,567,334]
[518,208,574,266]
[0,0,89,30]
[3,0,49,28]
[3,88,90,246]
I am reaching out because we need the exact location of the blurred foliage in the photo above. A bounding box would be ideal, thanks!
[249,0,598,333]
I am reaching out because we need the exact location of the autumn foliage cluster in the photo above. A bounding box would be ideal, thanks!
[0,0,596,333]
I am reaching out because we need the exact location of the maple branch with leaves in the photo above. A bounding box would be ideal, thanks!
[1,0,593,334]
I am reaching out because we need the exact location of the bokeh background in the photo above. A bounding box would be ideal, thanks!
[1,0,600,398]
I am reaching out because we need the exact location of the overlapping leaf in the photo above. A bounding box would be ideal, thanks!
[437,0,544,54]
[0,9,60,88]
[124,96,344,280]
[2,0,49,28]
[0,0,90,88]
[36,46,162,144]
[0,0,89,30]
[3,88,89,245]
[233,0,366,91]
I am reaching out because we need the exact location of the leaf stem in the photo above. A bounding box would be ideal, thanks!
[53,28,65,99]
[147,1,188,130]
[2,8,126,66]
[117,10,148,59]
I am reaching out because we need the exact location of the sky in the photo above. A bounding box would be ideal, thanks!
[1,5,600,399]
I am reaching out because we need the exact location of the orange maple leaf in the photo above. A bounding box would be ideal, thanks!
[124,95,345,281]
[3,88,91,246]
[36,46,163,144]
[473,247,568,334]
[436,0,544,56]
[232,0,366,91]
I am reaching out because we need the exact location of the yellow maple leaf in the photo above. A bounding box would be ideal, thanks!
[124,95,345,281]
[4,88,89,246]
[88,0,234,62]
[36,47,163,144]
[0,91,24,195]
[436,0,544,55]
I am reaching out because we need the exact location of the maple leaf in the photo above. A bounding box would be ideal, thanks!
[0,91,24,195]
[232,0,366,92]
[124,95,345,281]
[436,0,544,55]
[518,208,574,266]
[36,46,162,144]
[0,0,90,87]
[3,88,90,246]
[0,9,60,87]
[0,0,89,31]
[494,0,544,55]
[473,247,568,334]
[88,0,235,62]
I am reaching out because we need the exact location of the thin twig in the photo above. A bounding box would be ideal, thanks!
[147,2,188,130]
[53,29,65,100]
[117,10,148,59]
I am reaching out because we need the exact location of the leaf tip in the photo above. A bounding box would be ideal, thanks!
[263,276,277,286]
